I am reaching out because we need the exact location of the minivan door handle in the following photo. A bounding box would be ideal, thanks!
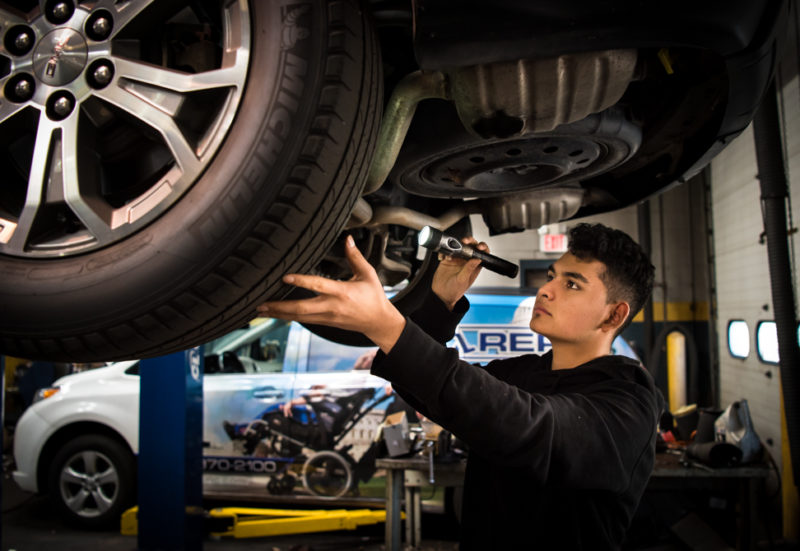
[253,387,284,399]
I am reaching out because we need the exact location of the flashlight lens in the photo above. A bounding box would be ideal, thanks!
[419,226,432,246]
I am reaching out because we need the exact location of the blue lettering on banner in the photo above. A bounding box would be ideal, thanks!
[454,332,476,354]
[451,324,551,362]
[510,332,535,352]
[479,332,506,354]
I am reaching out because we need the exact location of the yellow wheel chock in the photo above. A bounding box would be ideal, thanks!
[121,505,398,539]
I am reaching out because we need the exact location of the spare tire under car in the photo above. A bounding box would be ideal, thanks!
[0,0,381,361]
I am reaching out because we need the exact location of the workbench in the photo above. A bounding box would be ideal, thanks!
[376,456,465,551]
[378,452,770,550]
[648,451,770,551]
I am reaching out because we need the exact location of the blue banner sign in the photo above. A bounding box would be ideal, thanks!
[453,324,552,362]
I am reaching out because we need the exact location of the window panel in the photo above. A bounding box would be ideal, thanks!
[757,321,779,364]
[727,320,750,359]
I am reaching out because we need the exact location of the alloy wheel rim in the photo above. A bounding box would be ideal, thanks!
[59,449,120,518]
[0,0,250,257]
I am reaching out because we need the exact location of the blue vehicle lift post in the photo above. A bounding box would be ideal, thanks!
[138,348,204,550]
[1,354,4,548]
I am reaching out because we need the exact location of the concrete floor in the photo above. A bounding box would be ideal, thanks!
[1,471,459,551]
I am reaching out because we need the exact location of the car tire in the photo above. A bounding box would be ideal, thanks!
[0,0,381,361]
[47,434,136,528]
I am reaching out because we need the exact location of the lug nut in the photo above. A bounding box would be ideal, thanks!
[53,96,72,116]
[93,64,111,86]
[46,91,76,120]
[47,0,74,24]
[14,79,33,100]
[14,31,32,52]
[52,2,70,20]
[86,11,114,41]
[4,74,35,102]
[87,60,114,89]
[92,17,111,39]
[4,25,35,56]
[93,64,111,85]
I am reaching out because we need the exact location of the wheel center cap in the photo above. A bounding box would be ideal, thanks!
[33,28,88,86]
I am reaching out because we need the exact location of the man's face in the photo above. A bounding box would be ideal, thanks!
[530,252,618,345]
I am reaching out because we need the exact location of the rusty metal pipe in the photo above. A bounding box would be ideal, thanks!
[363,71,449,195]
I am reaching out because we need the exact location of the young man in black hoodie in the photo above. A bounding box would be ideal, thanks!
[258,223,662,550]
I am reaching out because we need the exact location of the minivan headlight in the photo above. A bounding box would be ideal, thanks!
[32,387,60,404]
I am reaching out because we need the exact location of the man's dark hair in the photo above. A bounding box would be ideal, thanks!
[567,223,655,334]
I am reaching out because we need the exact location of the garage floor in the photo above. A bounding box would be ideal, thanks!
[1,470,459,551]
[8,459,797,551]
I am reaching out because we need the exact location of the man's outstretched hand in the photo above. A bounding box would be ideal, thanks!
[257,235,406,353]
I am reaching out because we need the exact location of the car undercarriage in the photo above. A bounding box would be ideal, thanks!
[0,0,787,360]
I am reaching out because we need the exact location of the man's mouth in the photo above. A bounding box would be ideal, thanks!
[533,305,550,316]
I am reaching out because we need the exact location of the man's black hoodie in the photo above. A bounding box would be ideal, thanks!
[371,294,663,550]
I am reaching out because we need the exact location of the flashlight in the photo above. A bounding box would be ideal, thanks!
[418,226,519,278]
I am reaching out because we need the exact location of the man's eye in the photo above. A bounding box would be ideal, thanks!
[566,280,579,290]
[546,274,554,281]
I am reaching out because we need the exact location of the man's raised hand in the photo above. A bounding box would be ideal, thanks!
[432,236,489,310]
[257,235,406,352]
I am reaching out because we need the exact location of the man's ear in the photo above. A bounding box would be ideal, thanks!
[602,302,630,333]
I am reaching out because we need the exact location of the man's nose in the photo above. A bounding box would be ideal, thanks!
[538,280,554,299]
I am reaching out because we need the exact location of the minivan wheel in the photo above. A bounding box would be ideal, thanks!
[0,0,381,361]
[48,434,135,528]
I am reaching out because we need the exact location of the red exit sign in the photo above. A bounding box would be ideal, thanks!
[540,233,567,253]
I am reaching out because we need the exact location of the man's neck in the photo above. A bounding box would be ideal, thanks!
[549,340,613,371]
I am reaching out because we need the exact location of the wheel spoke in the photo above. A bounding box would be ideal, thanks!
[95,466,119,486]
[92,488,115,513]
[112,56,244,93]
[81,451,99,475]
[64,488,90,511]
[61,466,88,486]
[7,113,54,252]
[60,113,115,242]
[0,99,27,129]
[95,77,202,176]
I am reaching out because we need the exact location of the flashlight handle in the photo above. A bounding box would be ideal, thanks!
[464,246,519,278]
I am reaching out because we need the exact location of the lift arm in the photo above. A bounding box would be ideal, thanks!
[122,506,395,539]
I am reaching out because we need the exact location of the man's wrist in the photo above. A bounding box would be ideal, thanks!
[432,290,460,311]
[365,307,407,353]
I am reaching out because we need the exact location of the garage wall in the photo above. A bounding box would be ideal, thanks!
[641,176,714,408]
[709,6,800,472]
[710,125,783,464]
[647,178,711,321]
